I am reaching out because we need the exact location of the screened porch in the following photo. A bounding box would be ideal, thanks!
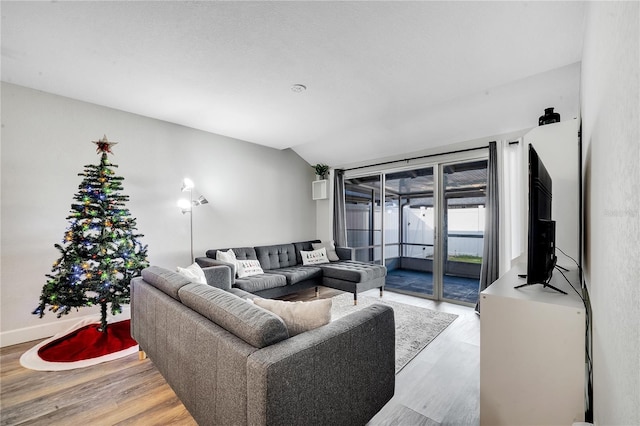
[345,160,488,305]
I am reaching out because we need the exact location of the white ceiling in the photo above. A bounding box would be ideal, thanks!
[1,1,585,167]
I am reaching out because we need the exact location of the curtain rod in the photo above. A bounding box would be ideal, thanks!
[342,144,491,172]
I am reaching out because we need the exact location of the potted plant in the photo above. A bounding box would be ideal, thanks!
[311,163,330,180]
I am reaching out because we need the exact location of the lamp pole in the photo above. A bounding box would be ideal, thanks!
[189,188,194,263]
[178,178,207,264]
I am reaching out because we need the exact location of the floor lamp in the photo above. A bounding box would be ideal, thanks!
[177,178,208,262]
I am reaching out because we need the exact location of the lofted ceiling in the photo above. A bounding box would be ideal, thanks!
[1,1,585,167]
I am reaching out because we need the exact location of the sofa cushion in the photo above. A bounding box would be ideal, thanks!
[176,263,207,284]
[252,298,332,336]
[142,266,192,300]
[312,240,340,262]
[216,249,238,276]
[320,261,387,283]
[227,287,255,299]
[293,240,321,264]
[216,249,237,264]
[300,247,330,265]
[255,244,297,270]
[237,259,264,278]
[263,266,323,285]
[235,273,287,293]
[206,247,257,262]
[178,283,289,348]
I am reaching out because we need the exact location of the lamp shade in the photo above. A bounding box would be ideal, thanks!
[181,178,195,192]
[177,198,191,211]
[194,195,209,206]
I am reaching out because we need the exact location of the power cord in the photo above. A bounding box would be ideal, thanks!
[556,245,592,422]
[554,266,584,303]
[556,246,580,269]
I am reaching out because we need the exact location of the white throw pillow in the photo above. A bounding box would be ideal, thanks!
[311,241,340,261]
[216,249,238,276]
[236,259,264,278]
[300,247,330,265]
[216,249,236,264]
[253,298,332,336]
[176,263,207,284]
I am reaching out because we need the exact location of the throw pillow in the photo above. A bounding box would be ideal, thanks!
[312,240,340,261]
[300,247,330,265]
[176,263,207,284]
[216,249,238,276]
[236,259,264,278]
[253,298,332,336]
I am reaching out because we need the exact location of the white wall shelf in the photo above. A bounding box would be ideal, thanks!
[312,179,328,200]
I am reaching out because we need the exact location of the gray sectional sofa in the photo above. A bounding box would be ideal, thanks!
[195,240,386,304]
[130,265,396,426]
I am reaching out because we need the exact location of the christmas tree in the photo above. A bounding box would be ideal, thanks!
[33,136,148,332]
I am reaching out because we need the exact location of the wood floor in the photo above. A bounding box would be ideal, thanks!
[0,287,479,426]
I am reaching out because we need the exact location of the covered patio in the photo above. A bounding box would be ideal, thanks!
[345,160,488,305]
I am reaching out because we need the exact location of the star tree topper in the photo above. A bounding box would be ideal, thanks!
[93,134,118,154]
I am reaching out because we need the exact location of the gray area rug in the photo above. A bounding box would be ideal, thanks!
[331,293,458,373]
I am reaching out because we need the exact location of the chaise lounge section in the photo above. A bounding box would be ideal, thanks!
[195,240,386,304]
[319,259,386,303]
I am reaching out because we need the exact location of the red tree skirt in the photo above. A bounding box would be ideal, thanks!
[38,319,136,362]
[20,317,139,371]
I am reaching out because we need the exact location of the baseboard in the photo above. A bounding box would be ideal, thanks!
[0,309,131,348]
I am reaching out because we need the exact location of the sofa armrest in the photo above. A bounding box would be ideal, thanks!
[335,246,353,260]
[196,256,236,284]
[202,266,232,290]
[246,304,395,425]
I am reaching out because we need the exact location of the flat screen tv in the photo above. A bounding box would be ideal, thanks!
[516,144,566,294]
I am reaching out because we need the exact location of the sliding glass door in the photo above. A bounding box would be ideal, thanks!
[344,157,488,306]
[384,167,436,297]
[441,160,488,304]
[344,175,383,264]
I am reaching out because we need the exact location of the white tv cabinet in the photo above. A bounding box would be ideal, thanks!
[480,261,585,425]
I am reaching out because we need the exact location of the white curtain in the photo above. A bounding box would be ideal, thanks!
[476,138,527,311]
[499,138,525,273]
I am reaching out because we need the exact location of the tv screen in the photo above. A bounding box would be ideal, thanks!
[516,144,565,294]
[527,144,556,284]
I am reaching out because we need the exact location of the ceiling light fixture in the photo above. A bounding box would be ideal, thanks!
[291,84,307,93]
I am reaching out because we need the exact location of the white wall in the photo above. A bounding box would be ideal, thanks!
[0,83,317,346]
[523,119,580,269]
[581,2,640,425]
